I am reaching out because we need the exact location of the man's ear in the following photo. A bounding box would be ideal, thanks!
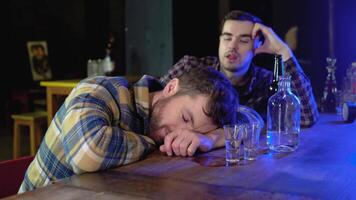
[253,37,262,49]
[253,38,263,56]
[162,78,179,97]
[253,31,264,49]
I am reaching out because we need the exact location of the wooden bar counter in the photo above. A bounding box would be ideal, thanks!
[6,114,356,199]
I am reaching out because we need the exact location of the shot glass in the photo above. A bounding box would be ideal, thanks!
[243,122,261,161]
[223,124,245,166]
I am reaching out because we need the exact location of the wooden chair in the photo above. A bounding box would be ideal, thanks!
[12,111,47,158]
[0,156,34,198]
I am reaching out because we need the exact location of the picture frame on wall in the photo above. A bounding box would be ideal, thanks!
[27,41,52,81]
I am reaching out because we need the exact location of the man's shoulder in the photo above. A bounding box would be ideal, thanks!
[80,76,129,87]
[177,55,219,68]
[75,76,131,97]
[160,55,219,85]
[198,55,219,65]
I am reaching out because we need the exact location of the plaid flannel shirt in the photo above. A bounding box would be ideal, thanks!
[160,55,319,127]
[19,75,162,193]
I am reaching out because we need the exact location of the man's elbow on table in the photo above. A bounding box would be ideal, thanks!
[70,151,104,173]
[301,112,320,128]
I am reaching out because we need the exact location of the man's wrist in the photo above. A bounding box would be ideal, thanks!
[198,134,214,152]
[278,46,293,61]
[200,129,225,151]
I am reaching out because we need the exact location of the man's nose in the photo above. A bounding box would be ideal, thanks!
[227,39,239,50]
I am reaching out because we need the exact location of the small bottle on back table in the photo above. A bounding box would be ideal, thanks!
[321,57,338,113]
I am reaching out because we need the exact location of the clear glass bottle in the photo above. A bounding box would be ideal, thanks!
[267,75,301,152]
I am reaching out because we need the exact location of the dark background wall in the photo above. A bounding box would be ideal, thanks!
[125,0,172,76]
[172,0,220,61]
[1,0,355,127]
[334,0,356,88]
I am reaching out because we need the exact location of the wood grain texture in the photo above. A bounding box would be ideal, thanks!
[6,114,356,199]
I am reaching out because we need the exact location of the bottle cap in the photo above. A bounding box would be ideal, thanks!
[342,102,356,123]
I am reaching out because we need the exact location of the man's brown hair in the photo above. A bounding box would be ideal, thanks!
[176,66,238,127]
[220,10,263,33]
[220,10,264,43]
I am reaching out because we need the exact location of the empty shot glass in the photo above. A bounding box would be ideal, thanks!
[243,122,261,161]
[223,124,245,166]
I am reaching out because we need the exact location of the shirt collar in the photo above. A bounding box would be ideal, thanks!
[217,62,257,93]
[133,75,163,134]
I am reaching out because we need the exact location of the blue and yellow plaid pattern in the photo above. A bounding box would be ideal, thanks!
[19,75,162,192]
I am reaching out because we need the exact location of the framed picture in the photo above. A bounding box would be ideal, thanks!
[27,41,52,81]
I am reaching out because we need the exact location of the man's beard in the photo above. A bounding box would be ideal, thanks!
[149,96,172,144]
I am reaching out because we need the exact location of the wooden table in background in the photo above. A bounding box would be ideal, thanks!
[40,80,79,125]
[40,76,141,125]
[6,114,356,199]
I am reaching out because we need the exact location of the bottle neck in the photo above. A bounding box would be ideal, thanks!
[273,54,284,80]
[278,76,291,92]
[326,66,336,79]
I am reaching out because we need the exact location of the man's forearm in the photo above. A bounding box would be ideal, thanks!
[284,57,319,126]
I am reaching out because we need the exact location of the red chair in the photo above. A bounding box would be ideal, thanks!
[0,156,34,198]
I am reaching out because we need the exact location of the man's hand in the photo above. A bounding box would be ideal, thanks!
[159,129,215,157]
[252,23,293,61]
[159,128,226,157]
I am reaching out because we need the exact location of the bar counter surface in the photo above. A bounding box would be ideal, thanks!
[5,114,356,199]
